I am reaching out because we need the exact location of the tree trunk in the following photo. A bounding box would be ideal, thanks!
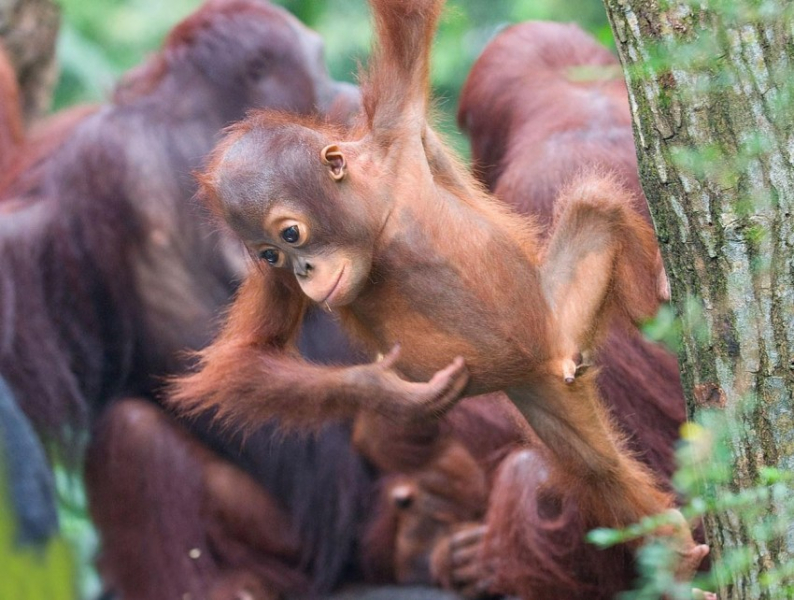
[0,0,59,122]
[602,1,794,597]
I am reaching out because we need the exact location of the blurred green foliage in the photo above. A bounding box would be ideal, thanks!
[53,0,612,152]
[0,459,78,600]
[589,400,794,598]
[55,466,101,600]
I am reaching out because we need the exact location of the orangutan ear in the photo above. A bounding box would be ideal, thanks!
[320,144,346,181]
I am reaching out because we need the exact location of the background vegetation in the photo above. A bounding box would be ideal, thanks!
[53,0,612,153]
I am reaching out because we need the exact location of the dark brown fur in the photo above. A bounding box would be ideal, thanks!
[360,443,488,587]
[0,0,353,443]
[355,396,528,596]
[172,3,704,600]
[1,1,373,596]
[458,22,690,598]
[459,22,644,229]
[86,399,309,600]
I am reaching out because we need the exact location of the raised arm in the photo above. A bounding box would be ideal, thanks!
[363,0,443,139]
[169,267,468,429]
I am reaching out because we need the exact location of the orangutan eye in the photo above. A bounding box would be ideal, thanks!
[281,225,300,244]
[394,494,414,509]
[259,248,281,266]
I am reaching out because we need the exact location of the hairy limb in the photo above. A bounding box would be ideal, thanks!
[508,376,671,526]
[349,345,469,423]
[364,0,444,138]
[540,174,661,382]
[430,524,494,599]
[86,398,310,600]
[654,509,712,583]
[507,377,706,574]
[169,270,468,429]
[203,459,301,561]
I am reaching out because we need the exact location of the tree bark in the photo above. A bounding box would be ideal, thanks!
[0,0,59,122]
[602,1,794,597]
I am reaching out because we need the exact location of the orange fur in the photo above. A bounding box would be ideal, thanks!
[170,4,701,596]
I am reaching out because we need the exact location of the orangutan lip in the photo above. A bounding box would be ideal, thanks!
[320,265,346,304]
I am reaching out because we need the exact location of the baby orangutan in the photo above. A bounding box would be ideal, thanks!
[171,0,708,586]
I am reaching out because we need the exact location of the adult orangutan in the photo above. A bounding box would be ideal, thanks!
[0,0,364,597]
[0,0,356,442]
[171,3,707,600]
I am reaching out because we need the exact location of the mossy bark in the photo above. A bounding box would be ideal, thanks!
[602,1,794,596]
